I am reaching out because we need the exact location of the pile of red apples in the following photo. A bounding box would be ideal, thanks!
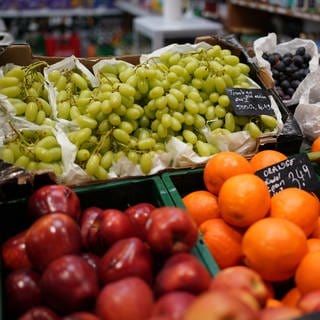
[2,184,311,320]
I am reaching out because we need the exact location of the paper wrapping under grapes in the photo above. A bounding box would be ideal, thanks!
[0,42,284,186]
[253,32,319,107]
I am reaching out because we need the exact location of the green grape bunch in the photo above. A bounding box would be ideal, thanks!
[0,62,53,125]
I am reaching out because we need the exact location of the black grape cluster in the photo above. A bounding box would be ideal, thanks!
[262,46,311,100]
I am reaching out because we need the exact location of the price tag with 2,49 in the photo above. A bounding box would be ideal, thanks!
[255,153,320,196]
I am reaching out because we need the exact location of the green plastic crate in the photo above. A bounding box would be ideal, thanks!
[0,174,218,320]
[161,167,220,276]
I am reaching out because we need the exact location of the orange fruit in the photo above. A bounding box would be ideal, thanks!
[266,298,283,308]
[307,238,320,253]
[203,151,253,195]
[295,251,320,294]
[311,136,320,152]
[218,173,271,228]
[310,216,320,238]
[270,187,320,237]
[249,150,287,172]
[242,217,308,282]
[182,190,220,227]
[281,287,301,308]
[199,218,243,269]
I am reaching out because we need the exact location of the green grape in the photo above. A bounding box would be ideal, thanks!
[35,146,61,163]
[76,97,91,111]
[154,96,168,109]
[121,95,134,109]
[119,67,135,83]
[218,95,231,108]
[245,122,262,139]
[185,99,199,114]
[12,100,27,116]
[160,113,172,128]
[209,92,219,103]
[210,119,224,130]
[79,89,93,99]
[8,142,22,160]
[172,111,185,123]
[70,106,81,120]
[167,93,179,110]
[1,147,15,163]
[151,119,160,132]
[27,161,38,172]
[207,45,222,58]
[140,152,153,174]
[197,102,207,115]
[55,75,67,91]
[99,83,113,92]
[100,100,112,114]
[100,150,113,170]
[71,72,88,90]
[168,53,181,66]
[196,141,218,157]
[169,88,184,103]
[76,149,90,162]
[114,104,127,117]
[139,115,150,128]
[138,138,156,151]
[188,90,202,103]
[238,62,250,75]
[57,101,71,120]
[67,128,92,146]
[171,117,182,131]
[0,76,20,88]
[112,128,130,144]
[194,66,209,79]
[203,76,215,93]
[76,115,97,129]
[119,83,136,97]
[126,74,138,87]
[260,115,277,130]
[36,135,58,149]
[0,86,21,98]
[94,165,108,180]
[157,123,168,138]
[5,66,25,80]
[109,91,121,109]
[101,63,118,75]
[224,112,236,132]
[184,112,194,126]
[191,78,203,90]
[48,70,61,83]
[223,54,240,66]
[214,77,226,94]
[224,65,240,79]
[86,154,101,176]
[194,114,206,129]
[234,115,249,126]
[185,59,199,74]
[38,98,52,116]
[119,121,134,134]
[96,91,110,102]
[15,155,30,168]
[127,150,140,164]
[182,129,197,145]
[25,101,38,122]
[215,105,227,119]
[149,86,164,99]
[222,74,234,88]
[159,51,174,64]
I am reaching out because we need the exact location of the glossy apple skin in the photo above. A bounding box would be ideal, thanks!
[124,202,156,240]
[17,306,60,320]
[209,265,269,307]
[151,291,196,320]
[97,208,137,249]
[184,290,259,320]
[81,252,101,272]
[297,289,320,313]
[1,230,32,271]
[95,276,154,320]
[98,237,153,286]
[154,253,211,297]
[145,207,198,255]
[41,254,99,315]
[5,269,42,317]
[79,207,103,254]
[25,213,82,271]
[28,184,81,221]
[62,312,100,320]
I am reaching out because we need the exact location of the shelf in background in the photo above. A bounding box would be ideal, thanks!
[0,7,122,18]
[229,0,320,22]
[114,0,157,16]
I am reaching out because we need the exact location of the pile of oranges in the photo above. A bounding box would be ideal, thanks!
[182,146,320,308]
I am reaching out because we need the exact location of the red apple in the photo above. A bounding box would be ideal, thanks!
[81,252,101,271]
[5,268,42,317]
[124,202,156,240]
[41,254,99,315]
[183,290,258,320]
[98,237,153,286]
[28,184,81,221]
[154,252,211,297]
[17,306,60,320]
[95,276,154,320]
[25,213,82,271]
[145,206,198,255]
[209,265,269,307]
[97,208,137,249]
[151,291,196,320]
[62,312,100,320]
[258,306,303,320]
[79,206,103,253]
[1,230,32,271]
[297,289,320,313]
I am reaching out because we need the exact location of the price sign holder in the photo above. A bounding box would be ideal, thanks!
[226,88,274,116]
[255,153,320,196]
